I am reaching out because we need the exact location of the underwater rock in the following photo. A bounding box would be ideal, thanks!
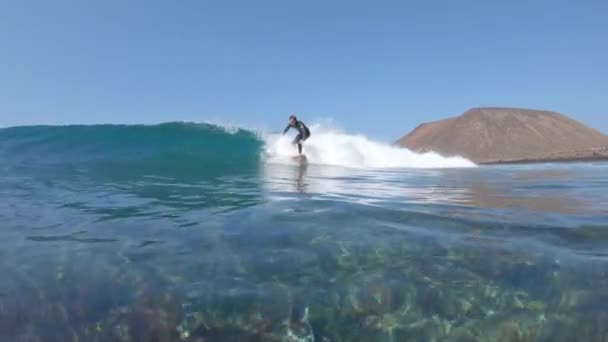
[177,281,314,341]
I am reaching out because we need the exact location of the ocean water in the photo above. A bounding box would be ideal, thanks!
[1,123,608,342]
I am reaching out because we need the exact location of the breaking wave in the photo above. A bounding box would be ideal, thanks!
[263,124,475,168]
[0,121,474,182]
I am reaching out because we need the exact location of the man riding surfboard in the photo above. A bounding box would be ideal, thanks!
[283,115,311,155]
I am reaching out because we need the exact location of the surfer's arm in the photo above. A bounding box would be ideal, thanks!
[282,124,291,135]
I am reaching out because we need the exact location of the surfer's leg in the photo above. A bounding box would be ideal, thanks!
[292,133,305,154]
[298,133,309,154]
[292,133,302,146]
[292,134,303,154]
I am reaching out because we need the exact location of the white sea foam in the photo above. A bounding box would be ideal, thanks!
[263,123,476,169]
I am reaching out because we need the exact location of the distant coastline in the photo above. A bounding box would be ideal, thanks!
[475,146,608,165]
[480,153,608,165]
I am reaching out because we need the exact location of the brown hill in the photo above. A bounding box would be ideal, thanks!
[396,107,608,164]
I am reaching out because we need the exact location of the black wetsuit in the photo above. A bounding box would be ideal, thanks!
[283,120,311,154]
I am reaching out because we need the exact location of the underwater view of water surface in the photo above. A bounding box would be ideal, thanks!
[2,123,608,342]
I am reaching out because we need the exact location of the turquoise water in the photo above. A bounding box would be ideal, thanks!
[1,123,608,341]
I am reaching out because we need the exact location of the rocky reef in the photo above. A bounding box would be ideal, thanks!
[2,228,608,342]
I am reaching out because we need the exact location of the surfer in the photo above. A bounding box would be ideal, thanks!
[282,115,311,155]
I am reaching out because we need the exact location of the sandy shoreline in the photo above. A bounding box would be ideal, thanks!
[479,148,608,165]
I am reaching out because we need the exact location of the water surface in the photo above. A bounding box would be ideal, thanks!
[1,124,608,341]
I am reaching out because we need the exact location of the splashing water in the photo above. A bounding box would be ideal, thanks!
[263,123,476,168]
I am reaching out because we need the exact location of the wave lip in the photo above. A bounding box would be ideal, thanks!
[263,124,476,169]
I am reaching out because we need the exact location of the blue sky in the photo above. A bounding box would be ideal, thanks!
[1,0,606,140]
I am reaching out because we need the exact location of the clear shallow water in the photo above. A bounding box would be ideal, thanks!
[2,125,608,341]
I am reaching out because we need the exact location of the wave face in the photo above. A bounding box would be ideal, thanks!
[263,124,476,168]
[0,123,263,180]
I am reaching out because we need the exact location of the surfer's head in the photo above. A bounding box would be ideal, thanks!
[289,115,297,124]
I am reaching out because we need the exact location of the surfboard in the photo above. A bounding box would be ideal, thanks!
[291,154,307,163]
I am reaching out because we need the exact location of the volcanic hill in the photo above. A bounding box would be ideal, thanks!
[396,107,608,164]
